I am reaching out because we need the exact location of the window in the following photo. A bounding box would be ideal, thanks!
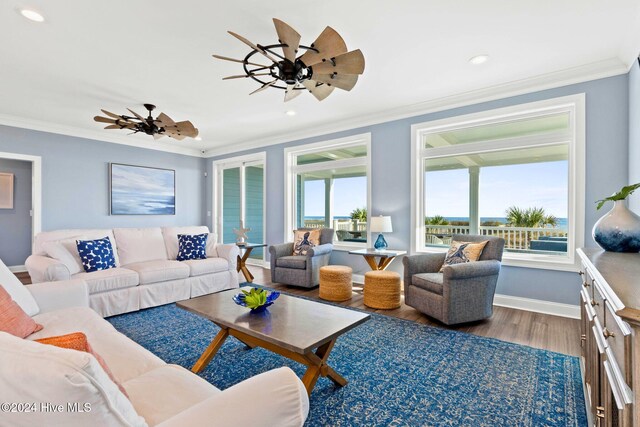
[213,153,265,262]
[412,95,585,270]
[285,134,371,247]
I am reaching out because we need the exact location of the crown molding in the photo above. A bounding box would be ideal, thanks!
[0,113,205,157]
[204,57,628,158]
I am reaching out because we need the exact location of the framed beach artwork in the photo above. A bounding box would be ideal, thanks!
[0,173,14,209]
[110,163,175,215]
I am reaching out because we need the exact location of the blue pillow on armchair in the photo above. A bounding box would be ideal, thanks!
[177,233,208,261]
[76,237,117,273]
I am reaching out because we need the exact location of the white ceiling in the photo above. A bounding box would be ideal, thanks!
[1,0,639,157]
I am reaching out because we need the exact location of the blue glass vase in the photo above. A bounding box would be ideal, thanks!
[593,200,640,252]
[374,233,388,251]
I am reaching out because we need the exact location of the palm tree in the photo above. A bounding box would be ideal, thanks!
[425,215,450,226]
[350,207,367,222]
[505,206,558,248]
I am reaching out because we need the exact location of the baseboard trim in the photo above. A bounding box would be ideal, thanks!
[8,265,27,273]
[493,294,580,319]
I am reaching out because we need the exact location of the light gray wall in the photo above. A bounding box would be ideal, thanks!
[629,60,640,212]
[207,74,630,306]
[0,159,32,266]
[0,125,207,231]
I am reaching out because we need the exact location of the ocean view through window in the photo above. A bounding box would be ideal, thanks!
[412,95,585,270]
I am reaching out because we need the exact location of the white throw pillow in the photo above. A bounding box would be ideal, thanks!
[0,260,39,316]
[206,233,218,258]
[42,236,86,275]
[0,332,147,427]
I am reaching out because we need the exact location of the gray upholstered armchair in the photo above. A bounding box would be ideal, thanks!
[269,228,334,288]
[403,234,505,325]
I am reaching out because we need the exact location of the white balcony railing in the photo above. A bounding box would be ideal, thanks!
[425,225,567,250]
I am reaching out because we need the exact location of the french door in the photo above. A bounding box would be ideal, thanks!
[214,153,265,263]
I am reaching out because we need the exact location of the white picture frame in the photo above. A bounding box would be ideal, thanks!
[0,173,14,209]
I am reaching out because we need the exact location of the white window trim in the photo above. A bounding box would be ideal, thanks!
[411,94,585,272]
[212,151,267,266]
[284,133,372,251]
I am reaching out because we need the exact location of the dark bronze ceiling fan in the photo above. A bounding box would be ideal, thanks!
[213,19,365,101]
[93,104,199,141]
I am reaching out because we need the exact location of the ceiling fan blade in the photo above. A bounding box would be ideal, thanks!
[284,83,303,102]
[175,121,199,138]
[249,80,277,95]
[228,31,279,64]
[302,80,334,101]
[273,18,300,63]
[104,125,121,130]
[310,49,365,75]
[127,108,146,121]
[163,130,187,141]
[313,74,358,91]
[299,27,347,67]
[156,112,176,127]
[223,72,271,80]
[212,55,270,68]
[153,133,164,140]
[100,109,122,119]
[94,116,117,124]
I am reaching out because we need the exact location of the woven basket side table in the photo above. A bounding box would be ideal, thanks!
[364,270,401,309]
[319,265,353,302]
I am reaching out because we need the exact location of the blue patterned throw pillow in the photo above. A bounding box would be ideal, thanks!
[76,237,117,273]
[177,233,208,261]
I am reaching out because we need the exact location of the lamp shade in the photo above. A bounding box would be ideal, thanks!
[370,215,393,233]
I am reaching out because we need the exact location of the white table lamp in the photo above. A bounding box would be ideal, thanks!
[370,215,392,251]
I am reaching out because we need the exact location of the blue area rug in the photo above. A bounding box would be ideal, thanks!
[107,297,587,427]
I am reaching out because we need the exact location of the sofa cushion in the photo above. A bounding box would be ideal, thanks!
[72,267,139,293]
[30,307,166,383]
[41,236,86,275]
[183,258,230,277]
[34,229,121,266]
[0,332,146,427]
[412,273,444,295]
[123,364,219,426]
[0,286,43,338]
[76,237,117,273]
[124,260,190,285]
[276,256,307,270]
[0,260,39,316]
[162,226,216,260]
[177,234,208,261]
[114,227,168,265]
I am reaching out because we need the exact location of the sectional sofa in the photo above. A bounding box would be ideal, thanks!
[0,261,309,426]
[25,226,239,317]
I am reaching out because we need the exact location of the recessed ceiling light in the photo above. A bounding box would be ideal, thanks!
[19,9,45,22]
[285,110,296,116]
[469,54,489,65]
[194,136,202,141]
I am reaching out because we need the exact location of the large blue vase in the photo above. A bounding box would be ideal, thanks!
[592,200,640,252]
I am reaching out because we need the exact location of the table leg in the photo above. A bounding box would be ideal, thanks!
[378,256,395,270]
[362,255,380,270]
[191,327,229,373]
[362,255,395,271]
[237,247,255,282]
[301,338,345,394]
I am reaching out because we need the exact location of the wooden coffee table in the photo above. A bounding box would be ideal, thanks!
[177,287,370,395]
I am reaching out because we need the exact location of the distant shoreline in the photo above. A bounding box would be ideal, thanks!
[303,216,568,227]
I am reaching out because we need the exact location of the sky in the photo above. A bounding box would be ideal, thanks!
[302,160,568,218]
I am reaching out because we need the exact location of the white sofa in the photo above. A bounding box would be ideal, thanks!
[25,226,240,317]
[0,261,309,427]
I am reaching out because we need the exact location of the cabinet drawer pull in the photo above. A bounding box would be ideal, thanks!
[580,334,586,342]
[582,281,589,288]
[578,270,584,277]
[590,299,599,307]
[595,406,605,418]
[602,328,615,339]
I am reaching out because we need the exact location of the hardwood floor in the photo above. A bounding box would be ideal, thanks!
[15,267,581,356]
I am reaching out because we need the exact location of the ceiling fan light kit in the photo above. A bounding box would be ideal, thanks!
[213,18,365,101]
[93,104,198,141]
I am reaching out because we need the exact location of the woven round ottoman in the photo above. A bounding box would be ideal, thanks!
[364,270,401,309]
[319,265,353,302]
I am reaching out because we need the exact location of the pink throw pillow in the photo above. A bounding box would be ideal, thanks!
[0,285,43,338]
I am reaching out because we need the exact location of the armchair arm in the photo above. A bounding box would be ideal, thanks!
[25,255,71,283]
[156,367,309,427]
[269,243,294,260]
[443,260,501,280]
[215,244,239,271]
[306,243,333,258]
[26,279,89,313]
